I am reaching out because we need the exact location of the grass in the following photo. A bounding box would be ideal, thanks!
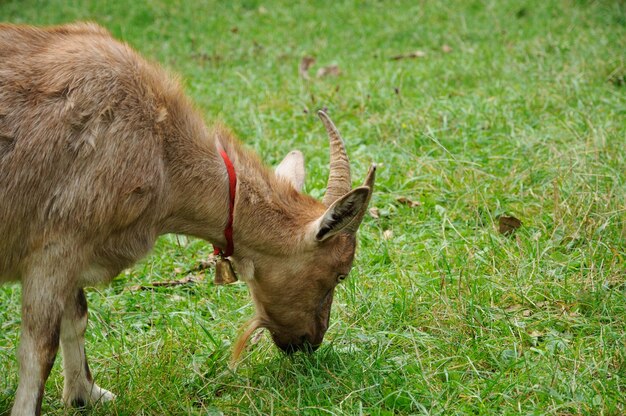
[1,0,625,414]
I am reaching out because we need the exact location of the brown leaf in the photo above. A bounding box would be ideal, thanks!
[299,56,316,79]
[498,215,522,236]
[369,207,380,219]
[391,50,426,60]
[505,304,523,313]
[442,44,453,53]
[396,196,421,208]
[316,64,341,78]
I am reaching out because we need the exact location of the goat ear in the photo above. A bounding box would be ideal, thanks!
[314,187,370,242]
[275,150,305,192]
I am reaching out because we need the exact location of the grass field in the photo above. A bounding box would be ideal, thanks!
[1,0,625,414]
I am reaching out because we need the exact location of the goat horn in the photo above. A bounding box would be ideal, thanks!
[346,164,377,234]
[319,110,351,206]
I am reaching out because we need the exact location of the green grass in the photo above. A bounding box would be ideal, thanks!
[1,0,625,414]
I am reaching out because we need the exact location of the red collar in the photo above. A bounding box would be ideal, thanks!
[213,149,236,258]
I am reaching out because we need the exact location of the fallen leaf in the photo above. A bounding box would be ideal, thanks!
[383,229,393,240]
[529,330,543,338]
[299,56,316,79]
[498,215,522,236]
[442,44,453,53]
[316,64,341,78]
[369,207,380,219]
[230,26,239,34]
[391,50,426,60]
[505,304,523,313]
[396,196,421,208]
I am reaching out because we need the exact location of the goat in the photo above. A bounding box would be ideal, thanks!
[0,22,375,416]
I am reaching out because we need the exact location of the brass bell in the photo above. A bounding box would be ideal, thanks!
[214,257,238,285]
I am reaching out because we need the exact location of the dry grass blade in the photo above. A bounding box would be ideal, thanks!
[127,275,203,291]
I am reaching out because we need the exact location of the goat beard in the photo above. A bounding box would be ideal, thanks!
[230,317,262,367]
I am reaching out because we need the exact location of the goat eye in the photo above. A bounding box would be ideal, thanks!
[337,274,347,283]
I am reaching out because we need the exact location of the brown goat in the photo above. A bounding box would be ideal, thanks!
[0,22,375,415]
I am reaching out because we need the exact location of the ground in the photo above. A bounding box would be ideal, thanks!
[0,0,625,414]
